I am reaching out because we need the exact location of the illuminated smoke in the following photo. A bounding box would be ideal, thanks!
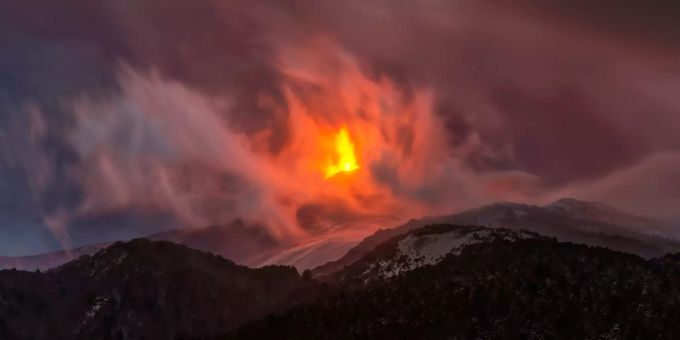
[60,39,543,251]
[3,0,680,256]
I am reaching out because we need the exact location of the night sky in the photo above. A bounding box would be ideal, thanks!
[1,0,680,255]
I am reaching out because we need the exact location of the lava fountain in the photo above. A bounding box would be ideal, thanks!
[325,127,360,178]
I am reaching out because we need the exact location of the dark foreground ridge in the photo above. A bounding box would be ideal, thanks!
[2,224,680,339]
[0,239,320,339]
[225,225,680,339]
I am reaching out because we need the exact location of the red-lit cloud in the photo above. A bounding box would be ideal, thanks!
[1,0,680,256]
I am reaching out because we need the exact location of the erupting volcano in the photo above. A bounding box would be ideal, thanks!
[3,1,680,338]
[325,128,360,179]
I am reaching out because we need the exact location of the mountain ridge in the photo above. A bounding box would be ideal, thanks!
[0,238,321,339]
[2,199,675,276]
[225,225,680,339]
[312,198,679,277]
[2,221,680,339]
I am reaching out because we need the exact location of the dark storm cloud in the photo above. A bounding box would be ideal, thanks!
[1,0,680,254]
[0,0,295,253]
[516,0,680,54]
[1,0,286,137]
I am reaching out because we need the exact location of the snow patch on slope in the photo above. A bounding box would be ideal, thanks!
[366,227,537,279]
[398,230,477,267]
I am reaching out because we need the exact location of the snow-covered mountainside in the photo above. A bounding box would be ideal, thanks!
[313,198,680,277]
[0,219,357,272]
[446,199,678,255]
[255,235,362,270]
[544,198,671,236]
[4,198,676,273]
[331,225,545,283]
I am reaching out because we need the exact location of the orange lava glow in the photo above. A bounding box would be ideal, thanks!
[325,128,360,178]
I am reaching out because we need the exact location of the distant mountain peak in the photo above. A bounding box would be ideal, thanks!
[545,197,621,216]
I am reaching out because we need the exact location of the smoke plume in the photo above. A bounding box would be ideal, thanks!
[1,0,680,255]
